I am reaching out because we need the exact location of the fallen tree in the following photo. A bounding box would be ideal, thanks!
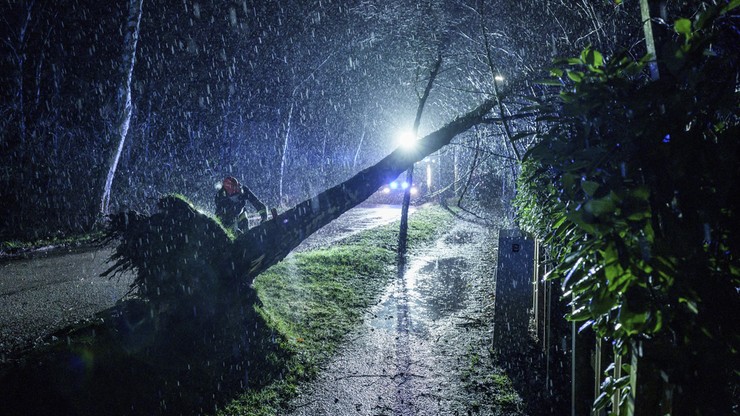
[235,96,495,281]
[104,96,497,295]
[0,97,496,416]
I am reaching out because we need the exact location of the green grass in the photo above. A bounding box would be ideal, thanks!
[460,344,525,412]
[218,204,453,415]
[347,203,454,249]
[0,232,103,255]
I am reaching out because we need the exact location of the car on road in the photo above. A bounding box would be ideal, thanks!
[371,178,424,204]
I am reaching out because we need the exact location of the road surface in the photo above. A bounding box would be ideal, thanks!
[0,203,412,355]
[0,247,131,354]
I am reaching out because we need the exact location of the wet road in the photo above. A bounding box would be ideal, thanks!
[0,248,133,354]
[0,204,411,355]
[285,217,521,415]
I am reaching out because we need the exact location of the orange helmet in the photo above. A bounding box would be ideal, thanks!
[222,176,240,196]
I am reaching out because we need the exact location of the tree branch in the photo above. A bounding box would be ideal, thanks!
[400,54,443,258]
[477,1,521,161]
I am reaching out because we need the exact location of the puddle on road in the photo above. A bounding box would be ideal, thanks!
[413,258,468,320]
[369,254,469,333]
[284,220,505,416]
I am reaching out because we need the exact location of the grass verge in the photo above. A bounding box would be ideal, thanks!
[218,204,453,415]
[0,232,104,258]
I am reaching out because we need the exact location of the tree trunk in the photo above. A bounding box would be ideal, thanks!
[232,95,495,282]
[279,52,335,203]
[399,55,442,260]
[352,128,365,171]
[398,167,413,259]
[100,0,143,217]
[7,0,36,150]
[279,100,294,201]
[640,0,660,80]
[102,95,496,322]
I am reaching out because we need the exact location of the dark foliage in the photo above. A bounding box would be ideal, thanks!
[515,2,739,413]
[1,195,287,415]
[101,195,234,305]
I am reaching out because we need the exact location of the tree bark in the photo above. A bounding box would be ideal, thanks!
[3,0,36,150]
[640,0,661,80]
[352,128,365,171]
[100,0,143,217]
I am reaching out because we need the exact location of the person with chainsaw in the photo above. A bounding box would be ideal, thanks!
[215,176,268,232]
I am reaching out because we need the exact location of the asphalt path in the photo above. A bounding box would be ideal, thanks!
[284,216,520,415]
[0,204,411,355]
[294,204,415,252]
[0,247,132,354]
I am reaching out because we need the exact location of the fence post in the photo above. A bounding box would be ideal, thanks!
[493,229,534,357]
[572,302,596,415]
[533,239,540,336]
[595,336,605,416]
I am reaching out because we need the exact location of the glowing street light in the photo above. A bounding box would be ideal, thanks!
[397,128,418,150]
[494,74,505,82]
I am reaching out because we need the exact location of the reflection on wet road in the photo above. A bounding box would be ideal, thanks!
[287,218,498,415]
[385,234,472,414]
[369,257,468,334]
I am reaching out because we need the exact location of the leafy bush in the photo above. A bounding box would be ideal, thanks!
[515,2,739,414]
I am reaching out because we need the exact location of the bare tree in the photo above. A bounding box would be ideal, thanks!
[279,52,335,203]
[352,115,367,171]
[398,54,442,259]
[100,0,144,218]
[2,0,36,149]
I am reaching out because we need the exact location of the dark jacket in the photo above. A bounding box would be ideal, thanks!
[215,185,267,226]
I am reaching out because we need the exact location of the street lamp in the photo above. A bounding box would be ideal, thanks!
[397,128,417,150]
